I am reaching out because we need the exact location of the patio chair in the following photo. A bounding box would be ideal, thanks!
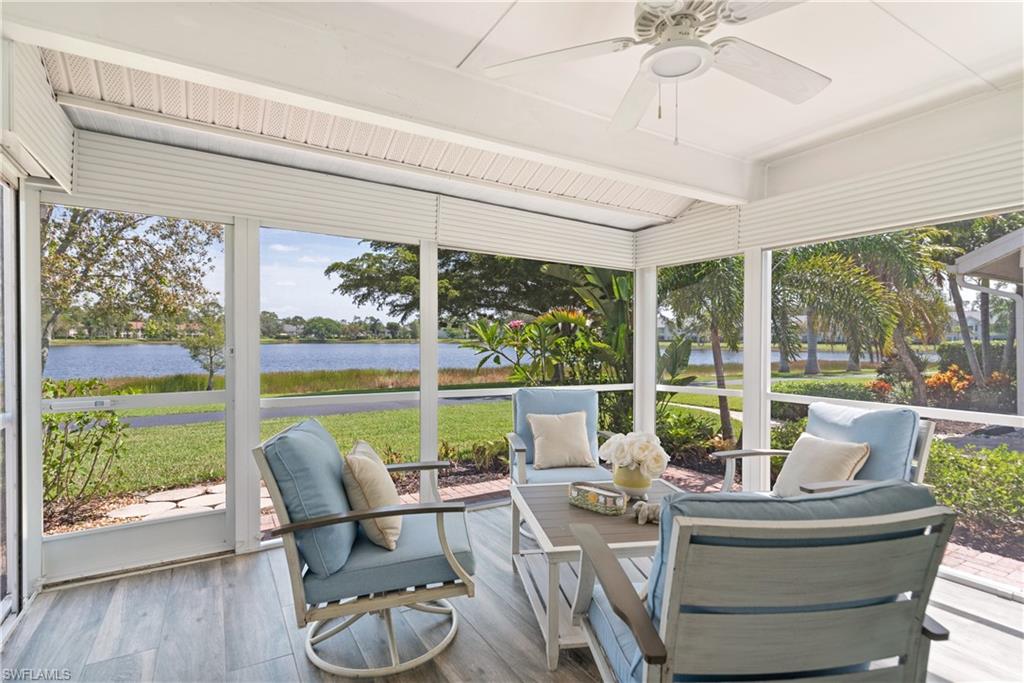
[714,401,935,493]
[570,481,954,683]
[505,387,615,487]
[253,420,475,678]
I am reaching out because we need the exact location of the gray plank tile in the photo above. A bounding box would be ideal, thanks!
[226,654,299,682]
[88,570,172,663]
[81,649,157,682]
[10,580,116,678]
[222,553,291,672]
[152,562,226,682]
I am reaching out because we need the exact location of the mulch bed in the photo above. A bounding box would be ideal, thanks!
[44,493,144,535]
[392,463,506,495]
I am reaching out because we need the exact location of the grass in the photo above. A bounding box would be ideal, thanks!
[105,402,513,494]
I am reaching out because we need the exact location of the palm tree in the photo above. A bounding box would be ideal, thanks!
[659,258,744,441]
[772,250,895,377]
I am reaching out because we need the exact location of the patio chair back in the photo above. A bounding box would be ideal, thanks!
[806,402,933,483]
[651,504,955,682]
[511,388,600,465]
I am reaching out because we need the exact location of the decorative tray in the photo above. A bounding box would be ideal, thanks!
[568,481,628,516]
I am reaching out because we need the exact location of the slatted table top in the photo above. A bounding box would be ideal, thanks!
[513,479,681,553]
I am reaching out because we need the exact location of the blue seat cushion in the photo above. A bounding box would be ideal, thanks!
[646,481,936,624]
[261,419,355,577]
[303,512,474,604]
[807,403,919,481]
[589,582,645,683]
[523,463,613,485]
[514,388,599,464]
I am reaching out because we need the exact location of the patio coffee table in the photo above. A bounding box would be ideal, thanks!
[510,479,681,670]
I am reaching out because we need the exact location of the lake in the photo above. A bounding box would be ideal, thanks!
[42,342,881,379]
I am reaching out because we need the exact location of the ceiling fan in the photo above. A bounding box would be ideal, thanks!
[484,1,831,131]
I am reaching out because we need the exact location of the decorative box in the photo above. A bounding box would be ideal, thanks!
[568,482,629,516]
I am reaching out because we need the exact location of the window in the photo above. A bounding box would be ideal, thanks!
[656,256,744,485]
[435,248,634,498]
[258,229,420,525]
[769,211,1023,584]
[39,204,228,534]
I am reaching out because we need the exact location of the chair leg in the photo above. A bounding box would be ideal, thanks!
[305,599,459,678]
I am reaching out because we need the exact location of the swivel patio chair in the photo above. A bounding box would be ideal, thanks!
[714,401,935,494]
[253,419,475,678]
[571,481,954,682]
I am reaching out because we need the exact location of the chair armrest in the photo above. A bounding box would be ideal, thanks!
[506,432,527,453]
[268,502,466,538]
[710,449,789,460]
[571,524,667,665]
[385,460,453,473]
[799,479,882,494]
[922,614,949,641]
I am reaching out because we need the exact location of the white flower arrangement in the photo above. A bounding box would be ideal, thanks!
[599,432,669,480]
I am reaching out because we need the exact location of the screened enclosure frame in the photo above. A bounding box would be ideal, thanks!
[13,127,1024,596]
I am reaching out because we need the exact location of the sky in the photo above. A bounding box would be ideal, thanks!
[258,228,402,321]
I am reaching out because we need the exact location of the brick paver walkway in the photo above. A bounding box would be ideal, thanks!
[255,465,1022,592]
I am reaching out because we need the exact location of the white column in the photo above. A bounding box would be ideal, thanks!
[741,247,772,491]
[228,217,262,552]
[633,266,657,433]
[419,239,439,500]
[19,184,43,595]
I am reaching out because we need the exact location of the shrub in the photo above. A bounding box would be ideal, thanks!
[925,364,974,410]
[937,340,1015,375]
[770,418,807,451]
[770,381,876,420]
[925,441,1023,537]
[42,378,127,525]
[656,410,722,472]
[867,379,893,402]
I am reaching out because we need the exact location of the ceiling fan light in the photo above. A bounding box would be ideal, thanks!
[640,39,714,82]
[651,51,702,78]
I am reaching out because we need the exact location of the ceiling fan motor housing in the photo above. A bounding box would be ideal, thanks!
[634,0,722,41]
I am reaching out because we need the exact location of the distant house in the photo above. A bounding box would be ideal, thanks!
[946,309,981,341]
[280,323,299,336]
[125,320,145,339]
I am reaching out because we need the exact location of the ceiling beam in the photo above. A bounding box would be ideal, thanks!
[2,2,761,204]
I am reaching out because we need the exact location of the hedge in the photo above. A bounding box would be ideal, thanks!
[937,341,1016,375]
[769,380,875,420]
[925,441,1023,532]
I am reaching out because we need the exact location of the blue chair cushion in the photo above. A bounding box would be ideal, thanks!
[589,582,645,683]
[646,481,936,627]
[807,403,919,481]
[302,512,475,604]
[522,463,614,485]
[513,388,599,465]
[261,419,355,577]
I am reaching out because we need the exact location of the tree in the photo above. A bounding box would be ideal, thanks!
[660,258,744,441]
[181,303,225,391]
[933,213,1022,383]
[324,243,579,322]
[303,316,343,340]
[260,310,283,338]
[40,205,223,369]
[385,321,402,339]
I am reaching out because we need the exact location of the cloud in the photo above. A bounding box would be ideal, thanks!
[269,243,299,253]
[299,255,332,264]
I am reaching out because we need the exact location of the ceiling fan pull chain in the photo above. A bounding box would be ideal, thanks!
[674,81,679,146]
[658,83,662,119]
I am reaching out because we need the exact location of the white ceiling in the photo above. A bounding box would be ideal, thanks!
[261,0,1023,160]
[4,1,1023,217]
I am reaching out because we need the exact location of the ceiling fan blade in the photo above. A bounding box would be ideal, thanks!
[720,1,803,25]
[485,37,642,79]
[711,37,830,104]
[610,71,657,131]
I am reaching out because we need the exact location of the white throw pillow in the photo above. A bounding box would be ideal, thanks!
[341,441,402,550]
[527,411,595,470]
[772,432,871,498]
